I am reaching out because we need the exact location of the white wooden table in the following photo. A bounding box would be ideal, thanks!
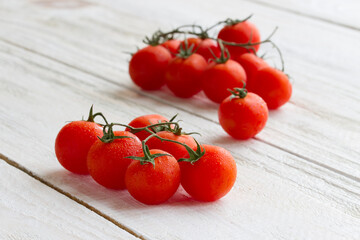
[1,0,360,239]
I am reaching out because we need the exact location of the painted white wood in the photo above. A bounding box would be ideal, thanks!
[0,0,359,239]
[246,0,360,30]
[0,0,358,181]
[0,161,139,240]
[0,39,359,239]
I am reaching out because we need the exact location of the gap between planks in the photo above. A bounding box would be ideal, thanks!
[0,37,359,186]
[0,152,147,240]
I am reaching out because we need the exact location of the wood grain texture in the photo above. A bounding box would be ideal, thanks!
[0,161,139,240]
[0,0,359,239]
[0,37,359,239]
[0,0,358,181]
[245,0,360,30]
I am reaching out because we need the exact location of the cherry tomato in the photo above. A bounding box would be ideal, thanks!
[179,38,202,52]
[146,131,197,160]
[161,39,181,57]
[129,45,172,90]
[218,21,261,58]
[202,59,247,103]
[55,121,103,175]
[126,114,169,141]
[219,90,268,139]
[125,149,181,205]
[87,131,142,190]
[180,38,221,63]
[252,67,292,109]
[180,145,237,202]
[165,53,207,98]
[235,53,268,92]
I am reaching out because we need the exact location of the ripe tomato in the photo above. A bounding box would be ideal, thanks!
[55,121,103,175]
[218,21,261,58]
[161,39,181,57]
[129,45,172,90]
[252,67,292,109]
[179,37,202,52]
[219,90,268,139]
[146,131,197,160]
[165,53,207,98]
[125,149,181,205]
[202,59,247,103]
[87,131,142,190]
[180,38,221,63]
[126,114,169,141]
[180,145,237,202]
[235,53,268,92]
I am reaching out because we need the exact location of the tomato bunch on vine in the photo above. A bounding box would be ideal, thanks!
[55,106,237,204]
[129,15,292,140]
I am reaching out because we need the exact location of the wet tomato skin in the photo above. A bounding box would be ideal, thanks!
[161,39,181,57]
[218,21,261,58]
[179,38,221,62]
[235,53,268,92]
[125,149,181,205]
[87,131,142,190]
[219,92,268,140]
[202,59,247,103]
[55,121,103,175]
[146,131,197,160]
[165,53,207,98]
[179,145,237,202]
[126,114,169,141]
[252,67,292,109]
[129,45,172,90]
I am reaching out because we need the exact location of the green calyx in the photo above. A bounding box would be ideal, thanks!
[126,119,204,165]
[211,39,230,64]
[223,15,253,26]
[178,139,205,164]
[228,86,248,99]
[176,38,195,59]
[85,105,109,126]
[98,123,133,143]
[125,144,170,168]
[159,114,200,136]
[143,30,167,46]
[85,109,205,167]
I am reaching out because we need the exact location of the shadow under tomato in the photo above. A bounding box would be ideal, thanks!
[42,169,210,210]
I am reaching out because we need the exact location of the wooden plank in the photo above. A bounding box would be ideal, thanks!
[0,0,358,181]
[0,38,359,239]
[245,0,360,30]
[0,160,140,240]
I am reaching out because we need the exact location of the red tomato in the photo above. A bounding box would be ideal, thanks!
[235,53,268,92]
[180,38,221,63]
[179,38,202,52]
[55,121,103,175]
[126,114,169,141]
[219,91,268,139]
[165,53,207,98]
[125,149,181,205]
[161,39,181,57]
[87,131,142,190]
[218,21,261,58]
[146,131,197,160]
[252,67,292,109]
[202,59,247,103]
[129,45,172,90]
[180,145,237,202]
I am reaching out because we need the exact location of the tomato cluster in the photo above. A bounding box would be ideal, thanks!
[129,16,292,140]
[55,107,237,205]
